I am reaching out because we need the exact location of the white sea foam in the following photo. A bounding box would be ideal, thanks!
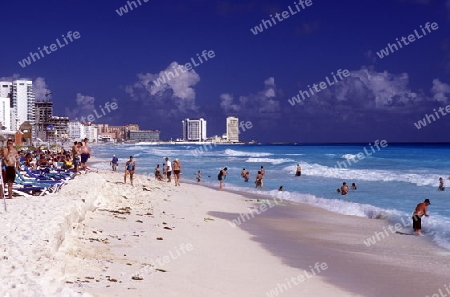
[245,157,294,165]
[342,154,357,160]
[225,149,273,157]
[282,163,439,187]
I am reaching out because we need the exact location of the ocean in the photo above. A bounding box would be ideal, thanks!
[90,143,450,249]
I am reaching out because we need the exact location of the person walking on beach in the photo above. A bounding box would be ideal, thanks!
[1,139,19,199]
[173,158,181,186]
[438,177,445,191]
[241,168,249,182]
[412,199,431,235]
[124,156,136,186]
[255,171,263,188]
[196,170,201,184]
[165,157,172,183]
[110,155,119,171]
[295,164,302,177]
[340,182,349,195]
[218,167,227,190]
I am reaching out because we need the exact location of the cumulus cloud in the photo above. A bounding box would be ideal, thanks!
[430,79,450,102]
[126,62,201,117]
[220,77,280,117]
[33,77,52,102]
[65,93,96,120]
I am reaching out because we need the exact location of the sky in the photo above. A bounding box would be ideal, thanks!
[1,0,450,143]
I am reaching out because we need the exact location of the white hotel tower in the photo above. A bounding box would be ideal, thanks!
[0,80,35,131]
[182,118,207,141]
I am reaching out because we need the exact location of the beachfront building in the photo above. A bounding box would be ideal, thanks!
[68,121,83,140]
[83,122,98,142]
[226,116,239,143]
[182,118,207,141]
[127,130,160,142]
[0,97,11,132]
[35,101,54,140]
[97,123,139,141]
[11,80,35,132]
[0,80,35,132]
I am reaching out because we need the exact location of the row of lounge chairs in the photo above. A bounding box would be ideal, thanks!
[3,166,77,197]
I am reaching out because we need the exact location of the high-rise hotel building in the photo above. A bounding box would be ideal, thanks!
[226,116,239,143]
[182,118,207,141]
[0,80,35,131]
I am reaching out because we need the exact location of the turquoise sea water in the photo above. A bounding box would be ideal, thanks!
[91,143,450,249]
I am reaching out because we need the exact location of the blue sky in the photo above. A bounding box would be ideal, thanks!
[1,0,450,142]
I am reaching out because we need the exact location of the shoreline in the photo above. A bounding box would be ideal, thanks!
[61,170,450,296]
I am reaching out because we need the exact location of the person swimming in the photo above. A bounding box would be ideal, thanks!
[340,182,349,195]
[439,177,445,191]
[351,183,357,190]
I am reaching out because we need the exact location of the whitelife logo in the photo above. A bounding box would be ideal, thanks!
[115,0,149,16]
[250,0,313,35]
[18,31,81,68]
[153,50,215,87]
[375,22,439,59]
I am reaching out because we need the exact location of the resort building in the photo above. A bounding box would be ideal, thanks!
[226,116,239,143]
[127,130,160,142]
[182,118,207,141]
[0,80,35,132]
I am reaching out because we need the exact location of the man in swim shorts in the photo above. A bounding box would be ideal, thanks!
[165,157,172,183]
[412,199,430,235]
[1,139,19,199]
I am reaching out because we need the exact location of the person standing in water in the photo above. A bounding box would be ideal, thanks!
[218,167,227,190]
[438,177,445,191]
[255,171,263,188]
[295,164,301,177]
[260,166,265,177]
[340,182,349,195]
[241,168,249,182]
[124,156,136,186]
[412,199,431,235]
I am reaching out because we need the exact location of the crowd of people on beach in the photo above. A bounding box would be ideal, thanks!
[109,154,449,236]
[0,138,92,199]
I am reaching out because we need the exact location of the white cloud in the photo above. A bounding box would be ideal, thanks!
[430,79,450,102]
[33,77,51,102]
[220,77,280,116]
[126,62,201,115]
[65,93,96,120]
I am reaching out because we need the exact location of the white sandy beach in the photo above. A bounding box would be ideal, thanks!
[1,169,449,297]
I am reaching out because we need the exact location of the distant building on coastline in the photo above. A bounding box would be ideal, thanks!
[226,116,239,143]
[127,130,160,142]
[182,118,207,141]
